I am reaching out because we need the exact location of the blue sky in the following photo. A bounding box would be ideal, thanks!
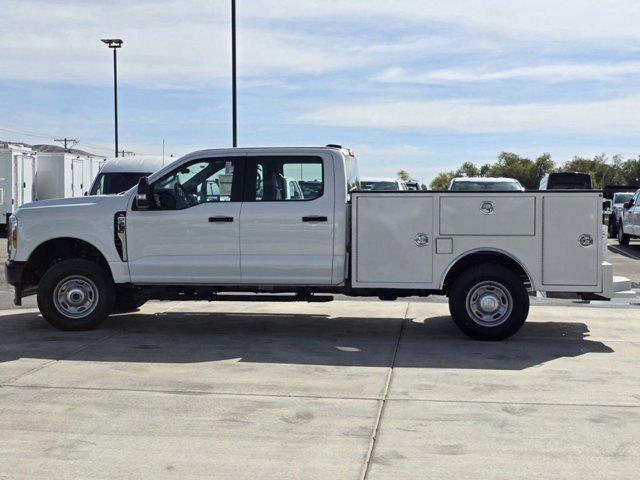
[1,0,640,183]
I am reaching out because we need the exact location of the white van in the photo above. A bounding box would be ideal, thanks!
[90,157,164,195]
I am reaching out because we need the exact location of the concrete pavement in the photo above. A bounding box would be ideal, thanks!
[1,300,639,479]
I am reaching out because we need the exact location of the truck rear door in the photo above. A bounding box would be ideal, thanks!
[240,155,334,284]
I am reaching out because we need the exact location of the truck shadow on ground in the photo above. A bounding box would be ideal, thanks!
[608,243,640,260]
[0,311,614,371]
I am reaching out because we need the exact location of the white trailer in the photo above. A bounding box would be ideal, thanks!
[0,144,37,229]
[35,152,104,200]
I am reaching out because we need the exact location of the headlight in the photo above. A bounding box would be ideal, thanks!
[7,215,17,258]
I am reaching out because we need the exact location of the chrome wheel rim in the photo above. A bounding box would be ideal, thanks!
[465,281,512,327]
[53,275,99,319]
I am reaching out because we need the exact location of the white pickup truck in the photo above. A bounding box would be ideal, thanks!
[5,146,622,340]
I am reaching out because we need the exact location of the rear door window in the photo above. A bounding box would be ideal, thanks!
[248,156,323,201]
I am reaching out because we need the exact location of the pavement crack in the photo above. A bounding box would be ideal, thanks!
[360,301,408,480]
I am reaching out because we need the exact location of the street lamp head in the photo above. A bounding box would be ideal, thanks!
[101,38,123,48]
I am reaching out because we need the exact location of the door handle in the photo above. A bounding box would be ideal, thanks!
[302,216,328,222]
[209,216,234,223]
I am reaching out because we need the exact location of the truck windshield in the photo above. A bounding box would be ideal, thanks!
[451,181,522,191]
[546,173,592,189]
[90,172,152,195]
[361,181,399,191]
[613,193,633,204]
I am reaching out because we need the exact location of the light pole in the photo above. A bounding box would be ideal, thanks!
[101,38,123,157]
[231,0,237,147]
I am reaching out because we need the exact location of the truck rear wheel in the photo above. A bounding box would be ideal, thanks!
[448,263,529,340]
[37,259,115,331]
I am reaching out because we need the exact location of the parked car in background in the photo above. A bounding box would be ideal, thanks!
[360,177,408,191]
[298,180,323,199]
[617,189,640,246]
[539,172,592,190]
[607,191,635,238]
[405,180,421,191]
[90,156,164,196]
[449,177,525,191]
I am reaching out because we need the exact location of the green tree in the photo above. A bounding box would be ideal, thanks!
[397,169,411,181]
[429,152,639,191]
[619,156,640,184]
[561,154,613,188]
[430,171,457,190]
[457,161,480,178]
[533,153,555,186]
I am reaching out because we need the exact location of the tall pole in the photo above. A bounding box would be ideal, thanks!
[113,47,119,158]
[231,0,237,147]
[101,39,123,157]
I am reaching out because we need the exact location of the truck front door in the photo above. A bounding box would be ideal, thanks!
[240,155,335,284]
[126,156,243,284]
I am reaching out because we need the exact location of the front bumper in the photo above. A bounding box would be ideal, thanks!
[5,260,29,306]
[5,260,26,287]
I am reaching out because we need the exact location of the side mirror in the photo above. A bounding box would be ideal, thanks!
[624,200,634,210]
[136,177,153,210]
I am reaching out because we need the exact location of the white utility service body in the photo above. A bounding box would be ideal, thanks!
[0,144,37,228]
[6,147,624,340]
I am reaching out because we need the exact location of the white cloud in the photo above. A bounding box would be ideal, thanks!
[374,62,640,84]
[249,0,640,42]
[298,96,640,136]
[0,1,491,89]
[3,1,640,89]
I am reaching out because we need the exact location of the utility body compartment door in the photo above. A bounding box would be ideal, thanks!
[439,195,535,236]
[353,194,433,285]
[542,194,600,286]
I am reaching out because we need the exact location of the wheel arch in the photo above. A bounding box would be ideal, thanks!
[441,248,535,293]
[23,237,113,286]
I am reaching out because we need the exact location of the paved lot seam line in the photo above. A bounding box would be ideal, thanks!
[382,397,640,408]
[360,301,409,480]
[0,383,384,402]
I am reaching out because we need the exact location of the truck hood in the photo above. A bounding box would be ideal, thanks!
[17,194,130,213]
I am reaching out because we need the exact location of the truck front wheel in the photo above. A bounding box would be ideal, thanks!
[37,259,115,331]
[448,264,529,340]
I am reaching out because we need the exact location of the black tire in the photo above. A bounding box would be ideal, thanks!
[112,290,147,313]
[448,263,529,341]
[37,259,115,331]
[618,224,631,246]
[608,218,617,238]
